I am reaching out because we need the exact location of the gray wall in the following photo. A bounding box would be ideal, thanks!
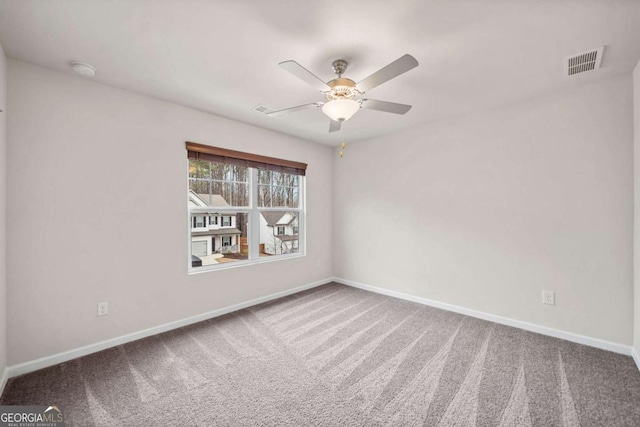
[4,55,639,368]
[334,74,634,346]
[0,40,7,379]
[634,59,640,357]
[6,59,333,365]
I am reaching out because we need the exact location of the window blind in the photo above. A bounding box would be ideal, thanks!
[186,141,307,176]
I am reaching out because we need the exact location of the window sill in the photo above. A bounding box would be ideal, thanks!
[188,252,306,275]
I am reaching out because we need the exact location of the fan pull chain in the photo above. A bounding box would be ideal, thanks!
[338,128,347,158]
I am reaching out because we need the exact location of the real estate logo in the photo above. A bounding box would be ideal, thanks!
[0,405,64,427]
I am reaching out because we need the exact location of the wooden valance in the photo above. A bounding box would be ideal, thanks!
[186,142,307,176]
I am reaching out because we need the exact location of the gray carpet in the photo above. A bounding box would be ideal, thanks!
[2,283,640,426]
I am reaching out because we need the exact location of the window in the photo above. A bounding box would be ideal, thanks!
[193,216,205,228]
[258,170,299,208]
[187,142,306,271]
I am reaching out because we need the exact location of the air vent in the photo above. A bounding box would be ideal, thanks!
[252,104,272,114]
[566,47,603,76]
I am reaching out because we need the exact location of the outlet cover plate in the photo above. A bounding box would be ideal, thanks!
[97,302,109,316]
[542,291,555,305]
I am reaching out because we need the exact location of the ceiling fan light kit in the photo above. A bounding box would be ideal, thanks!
[322,99,360,122]
[268,54,419,133]
[325,77,359,101]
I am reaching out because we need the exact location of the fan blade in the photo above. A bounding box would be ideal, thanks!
[279,60,331,92]
[329,120,342,133]
[266,102,324,118]
[360,99,412,115]
[356,54,419,93]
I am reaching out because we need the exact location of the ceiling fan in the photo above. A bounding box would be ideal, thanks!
[267,54,419,132]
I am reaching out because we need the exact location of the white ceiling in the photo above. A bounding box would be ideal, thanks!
[1,0,639,146]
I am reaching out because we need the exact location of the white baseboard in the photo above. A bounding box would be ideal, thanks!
[6,278,332,379]
[633,347,640,372]
[0,367,8,396]
[6,276,636,380]
[333,277,633,356]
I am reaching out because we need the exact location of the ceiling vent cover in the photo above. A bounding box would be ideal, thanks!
[566,47,603,76]
[252,104,272,114]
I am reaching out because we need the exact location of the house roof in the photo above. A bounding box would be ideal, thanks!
[195,193,230,208]
[260,211,296,226]
[189,191,237,213]
[260,211,287,227]
[191,228,242,237]
[188,191,205,208]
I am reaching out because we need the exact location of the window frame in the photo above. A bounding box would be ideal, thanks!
[187,157,306,274]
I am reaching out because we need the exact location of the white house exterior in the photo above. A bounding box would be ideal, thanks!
[259,211,299,255]
[189,192,241,264]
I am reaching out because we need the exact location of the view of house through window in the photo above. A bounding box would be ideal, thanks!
[187,144,305,270]
[261,212,300,255]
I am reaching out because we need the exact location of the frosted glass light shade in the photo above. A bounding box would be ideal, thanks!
[322,99,360,122]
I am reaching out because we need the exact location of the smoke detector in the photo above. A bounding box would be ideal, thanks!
[71,61,96,77]
[565,47,603,77]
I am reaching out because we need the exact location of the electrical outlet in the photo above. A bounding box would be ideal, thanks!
[542,291,555,305]
[97,302,109,317]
